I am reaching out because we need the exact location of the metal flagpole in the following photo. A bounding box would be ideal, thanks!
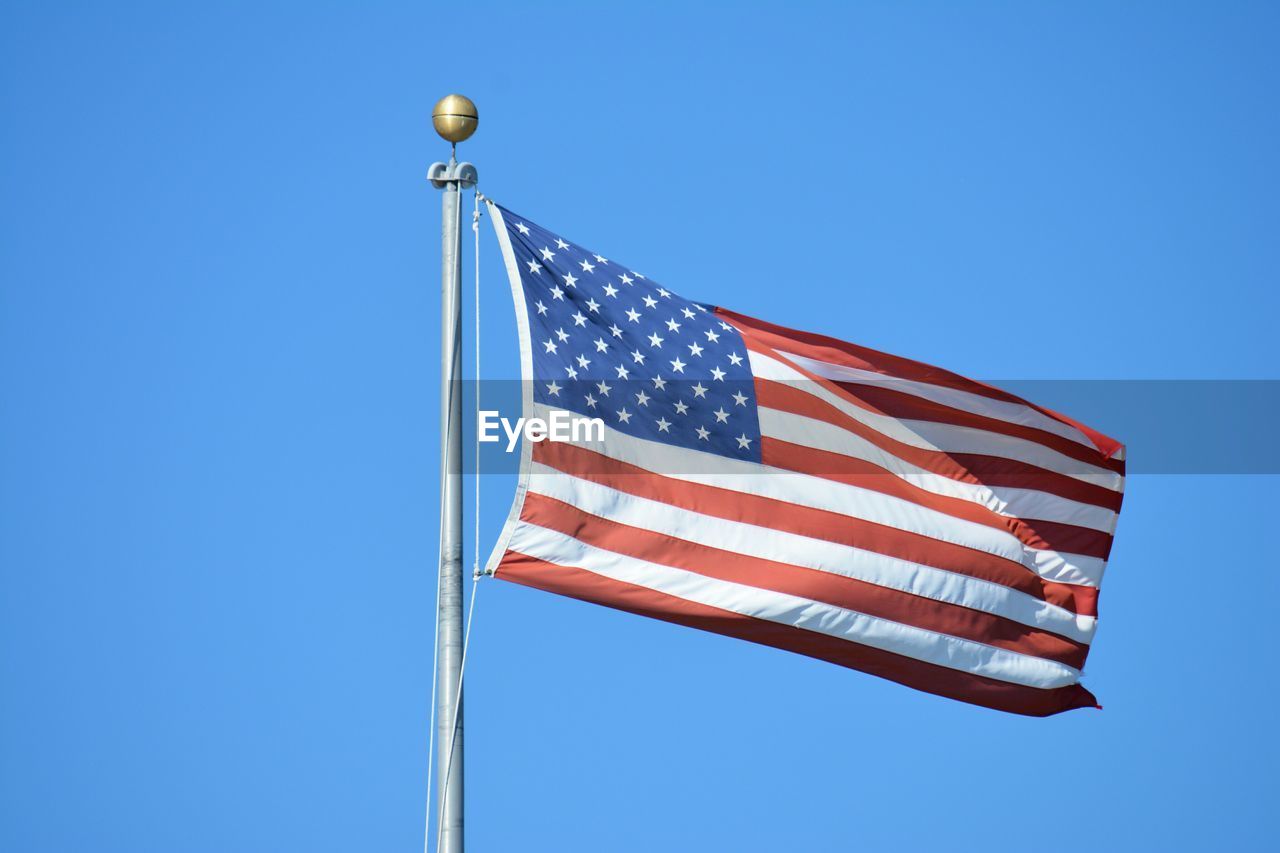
[427,94,478,853]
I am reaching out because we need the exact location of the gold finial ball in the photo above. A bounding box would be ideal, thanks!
[433,94,478,144]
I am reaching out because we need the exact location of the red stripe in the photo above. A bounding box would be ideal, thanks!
[750,344,1124,486]
[520,492,1091,667]
[497,554,1099,717]
[756,380,1116,558]
[762,438,1117,561]
[719,306,1126,464]
[532,441,1099,616]
[757,376,1121,511]
[924,451,1123,513]
[829,379,1130,495]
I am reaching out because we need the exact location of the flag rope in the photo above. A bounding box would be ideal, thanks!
[421,528,442,853]
[435,571,479,853]
[473,189,483,580]
[421,405,443,852]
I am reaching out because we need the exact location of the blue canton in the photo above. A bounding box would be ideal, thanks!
[498,205,762,462]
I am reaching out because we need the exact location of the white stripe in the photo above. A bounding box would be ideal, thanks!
[777,350,1096,449]
[530,402,1107,587]
[750,351,1124,491]
[527,466,1097,644]
[758,406,1118,532]
[508,522,1083,690]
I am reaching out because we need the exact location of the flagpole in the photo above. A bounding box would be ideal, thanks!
[427,94,478,853]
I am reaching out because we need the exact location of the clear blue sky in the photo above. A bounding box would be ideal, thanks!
[2,2,1277,851]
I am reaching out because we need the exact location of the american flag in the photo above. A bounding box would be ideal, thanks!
[484,202,1125,716]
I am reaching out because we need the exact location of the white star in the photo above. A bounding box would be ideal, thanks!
[584,393,597,408]
[554,327,569,342]
[615,364,630,379]
[563,272,578,287]
[546,381,562,396]
[616,407,632,424]
[688,342,704,357]
[631,349,646,364]
[652,375,667,390]
[580,259,595,273]
[656,417,672,432]
[635,390,650,406]
[669,357,686,373]
[695,426,710,441]
[657,287,670,298]
[594,337,609,353]
[543,339,558,354]
[534,300,548,316]
[642,295,658,309]
[608,324,623,338]
[555,238,569,250]
[596,380,612,396]
[673,400,689,415]
[691,382,708,398]
[713,407,729,423]
[585,298,600,312]
[647,332,664,348]
[625,308,641,323]
[565,365,578,379]
[710,367,726,381]
[540,247,555,261]
[576,354,591,369]
[594,254,608,264]
[681,307,696,319]
[635,272,646,279]
[619,273,633,285]
[727,352,743,366]
[736,433,752,449]
[516,222,530,235]
[571,311,587,327]
[704,329,720,342]
[526,259,542,274]
[719,321,733,331]
[732,391,748,407]
[550,285,565,301]
[603,283,619,298]
[665,318,681,332]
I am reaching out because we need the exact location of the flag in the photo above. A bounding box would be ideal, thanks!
[483,202,1125,716]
